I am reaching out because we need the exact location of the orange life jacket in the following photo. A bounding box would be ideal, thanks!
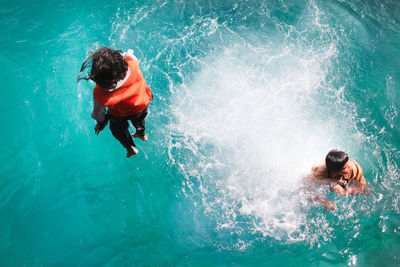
[338,160,365,185]
[348,161,364,183]
[93,56,152,117]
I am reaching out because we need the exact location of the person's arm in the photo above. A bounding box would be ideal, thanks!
[91,99,108,135]
[306,184,337,211]
[347,176,367,194]
[333,176,367,195]
[313,194,338,211]
[306,165,337,211]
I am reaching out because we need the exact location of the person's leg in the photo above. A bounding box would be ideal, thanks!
[131,108,148,140]
[109,116,138,156]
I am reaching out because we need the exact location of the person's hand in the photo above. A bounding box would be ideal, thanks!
[333,184,347,195]
[94,119,108,135]
[95,123,103,135]
[324,200,338,212]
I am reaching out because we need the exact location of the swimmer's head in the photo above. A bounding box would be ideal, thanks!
[77,47,128,91]
[325,149,349,179]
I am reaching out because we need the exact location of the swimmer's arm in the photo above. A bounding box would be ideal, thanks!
[94,119,108,135]
[91,99,106,122]
[91,99,108,135]
[347,176,367,194]
[313,195,337,212]
[333,176,367,195]
[306,186,337,211]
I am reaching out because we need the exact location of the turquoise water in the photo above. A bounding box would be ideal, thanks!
[1,0,400,265]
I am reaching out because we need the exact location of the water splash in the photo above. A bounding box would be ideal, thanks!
[167,2,344,247]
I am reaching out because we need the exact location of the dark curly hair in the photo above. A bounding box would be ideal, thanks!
[77,47,128,91]
[325,149,349,178]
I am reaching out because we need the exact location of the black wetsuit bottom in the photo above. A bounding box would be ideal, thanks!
[109,108,148,148]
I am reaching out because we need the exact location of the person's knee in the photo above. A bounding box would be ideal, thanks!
[109,120,127,135]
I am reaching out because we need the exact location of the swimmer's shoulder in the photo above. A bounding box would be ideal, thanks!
[348,159,367,185]
[311,162,328,177]
[306,163,334,184]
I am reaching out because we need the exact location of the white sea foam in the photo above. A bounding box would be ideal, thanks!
[167,23,344,244]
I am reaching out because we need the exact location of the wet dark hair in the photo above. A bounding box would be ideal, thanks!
[77,47,128,90]
[325,149,349,178]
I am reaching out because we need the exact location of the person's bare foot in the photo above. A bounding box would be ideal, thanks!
[133,133,148,141]
[126,146,138,158]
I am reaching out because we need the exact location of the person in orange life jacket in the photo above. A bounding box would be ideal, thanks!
[306,149,367,211]
[77,47,152,157]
